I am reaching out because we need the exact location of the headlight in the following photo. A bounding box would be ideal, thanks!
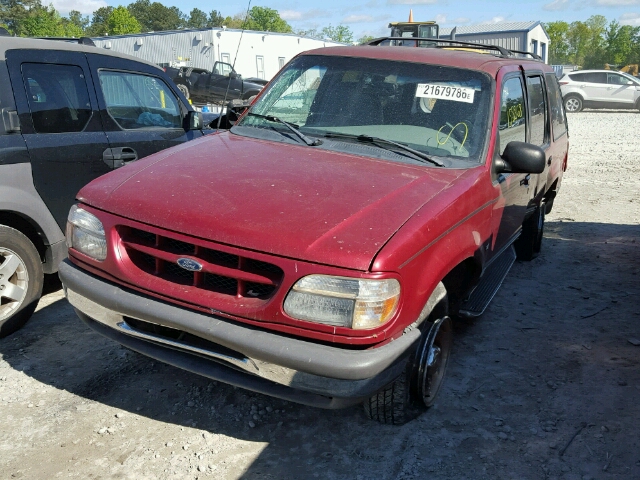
[283,275,400,330]
[66,205,107,261]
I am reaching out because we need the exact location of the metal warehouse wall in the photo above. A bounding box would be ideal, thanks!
[92,30,216,71]
[91,29,341,80]
[452,33,526,52]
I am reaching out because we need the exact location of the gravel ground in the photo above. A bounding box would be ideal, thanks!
[1,110,639,479]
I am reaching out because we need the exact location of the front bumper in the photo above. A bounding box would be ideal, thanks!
[59,260,421,408]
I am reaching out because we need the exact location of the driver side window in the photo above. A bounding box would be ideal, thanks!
[98,70,181,130]
[499,76,526,155]
[213,62,233,77]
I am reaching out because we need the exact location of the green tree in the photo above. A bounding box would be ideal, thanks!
[127,0,185,32]
[244,6,291,33]
[19,5,65,37]
[208,10,224,27]
[567,21,590,66]
[186,8,207,29]
[86,6,113,36]
[358,34,375,45]
[108,6,141,35]
[321,24,353,43]
[221,14,247,29]
[544,21,570,64]
[297,28,320,38]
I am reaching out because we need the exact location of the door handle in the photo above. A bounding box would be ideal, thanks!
[103,147,138,169]
[520,174,530,187]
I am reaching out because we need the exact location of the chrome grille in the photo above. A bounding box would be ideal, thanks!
[121,227,283,299]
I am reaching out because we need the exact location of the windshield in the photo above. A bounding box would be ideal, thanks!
[234,55,493,167]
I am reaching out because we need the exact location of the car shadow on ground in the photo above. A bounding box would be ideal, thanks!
[1,219,639,479]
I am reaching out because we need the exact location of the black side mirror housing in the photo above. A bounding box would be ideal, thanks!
[229,71,239,79]
[496,141,545,174]
[185,110,204,131]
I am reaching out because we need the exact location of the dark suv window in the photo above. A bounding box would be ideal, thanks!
[526,76,548,146]
[21,63,92,134]
[568,72,607,84]
[607,73,630,85]
[545,73,567,140]
[499,76,526,154]
[98,70,181,130]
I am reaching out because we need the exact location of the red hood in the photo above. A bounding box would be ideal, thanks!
[78,132,463,270]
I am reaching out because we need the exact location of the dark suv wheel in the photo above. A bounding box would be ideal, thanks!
[564,95,583,113]
[0,226,44,337]
[364,297,453,425]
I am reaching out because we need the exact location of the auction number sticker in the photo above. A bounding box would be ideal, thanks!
[416,83,475,104]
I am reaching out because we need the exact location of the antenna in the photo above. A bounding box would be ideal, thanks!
[216,0,252,131]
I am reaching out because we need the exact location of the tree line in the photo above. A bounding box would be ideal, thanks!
[0,0,363,43]
[545,15,640,67]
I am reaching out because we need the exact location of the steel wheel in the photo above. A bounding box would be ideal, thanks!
[0,247,29,321]
[564,96,582,113]
[0,226,43,337]
[414,316,453,407]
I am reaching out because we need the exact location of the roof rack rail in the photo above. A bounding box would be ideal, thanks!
[37,37,96,47]
[365,37,543,61]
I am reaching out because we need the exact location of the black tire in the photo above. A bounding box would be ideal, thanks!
[515,204,545,261]
[364,300,453,425]
[177,83,190,100]
[564,95,583,113]
[0,226,43,337]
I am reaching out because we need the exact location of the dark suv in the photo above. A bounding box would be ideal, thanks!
[0,36,208,337]
[61,40,569,424]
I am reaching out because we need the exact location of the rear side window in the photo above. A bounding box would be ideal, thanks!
[499,76,526,155]
[526,76,548,147]
[98,71,181,130]
[569,72,606,84]
[21,63,92,134]
[545,73,567,140]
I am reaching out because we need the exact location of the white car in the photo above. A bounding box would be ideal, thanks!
[559,69,640,112]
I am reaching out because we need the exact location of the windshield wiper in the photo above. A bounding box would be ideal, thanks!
[246,113,322,146]
[323,132,444,167]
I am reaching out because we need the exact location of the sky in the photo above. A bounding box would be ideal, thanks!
[50,0,640,39]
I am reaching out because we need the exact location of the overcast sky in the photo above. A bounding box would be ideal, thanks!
[52,0,640,38]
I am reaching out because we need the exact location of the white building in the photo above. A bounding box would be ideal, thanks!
[439,21,551,64]
[91,28,343,80]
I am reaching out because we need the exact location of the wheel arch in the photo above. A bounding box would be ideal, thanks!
[0,210,47,261]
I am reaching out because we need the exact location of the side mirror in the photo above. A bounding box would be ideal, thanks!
[186,110,203,131]
[626,81,634,85]
[496,141,545,174]
[229,71,239,79]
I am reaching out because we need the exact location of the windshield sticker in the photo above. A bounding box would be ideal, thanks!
[416,83,475,104]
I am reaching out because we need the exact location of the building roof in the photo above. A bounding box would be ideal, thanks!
[440,21,543,36]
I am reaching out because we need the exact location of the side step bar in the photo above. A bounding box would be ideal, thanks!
[459,245,516,318]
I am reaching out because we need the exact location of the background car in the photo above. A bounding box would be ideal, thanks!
[559,69,640,112]
[0,35,211,337]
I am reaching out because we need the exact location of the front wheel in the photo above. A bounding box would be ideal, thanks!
[515,204,545,261]
[364,314,453,425]
[0,226,43,337]
[564,95,583,113]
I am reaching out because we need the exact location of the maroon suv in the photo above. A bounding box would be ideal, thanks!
[60,43,568,424]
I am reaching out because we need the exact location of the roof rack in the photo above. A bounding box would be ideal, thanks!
[365,37,542,61]
[37,37,96,47]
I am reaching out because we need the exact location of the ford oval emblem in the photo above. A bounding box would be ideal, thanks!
[177,258,203,272]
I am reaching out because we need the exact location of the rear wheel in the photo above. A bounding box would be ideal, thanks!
[0,226,43,337]
[515,204,545,261]
[364,301,453,425]
[177,83,190,99]
[564,95,583,113]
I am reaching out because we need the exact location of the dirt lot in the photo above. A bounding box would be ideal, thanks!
[1,110,639,480]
